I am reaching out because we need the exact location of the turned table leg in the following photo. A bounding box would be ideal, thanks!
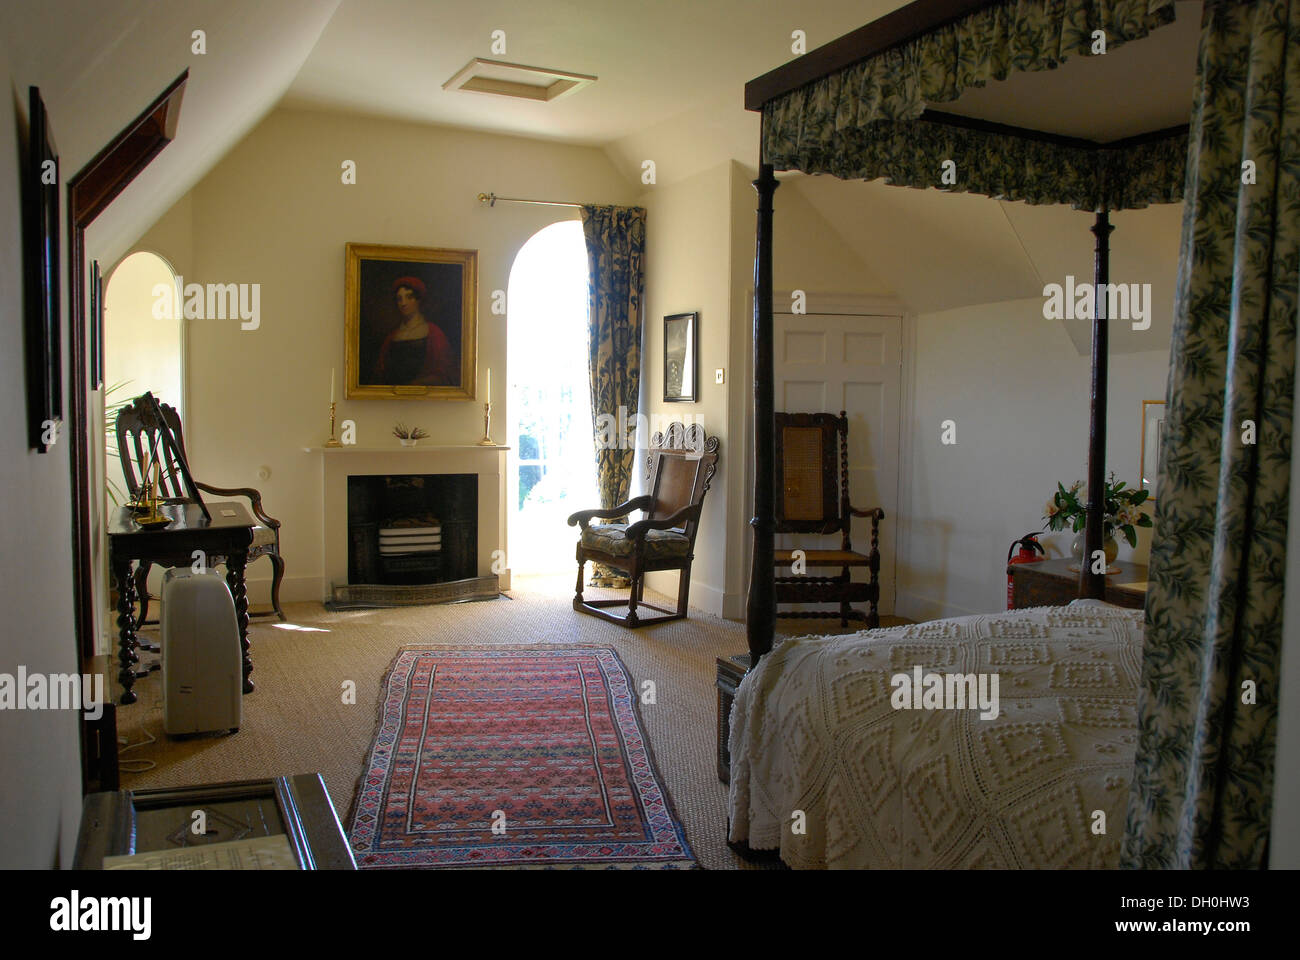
[226,549,253,693]
[113,557,139,705]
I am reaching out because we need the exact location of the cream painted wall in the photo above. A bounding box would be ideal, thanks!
[0,43,85,868]
[638,162,734,613]
[897,297,1169,620]
[147,108,638,603]
[133,192,194,282]
[771,178,894,298]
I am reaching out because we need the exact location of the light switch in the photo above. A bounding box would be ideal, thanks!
[715,368,725,384]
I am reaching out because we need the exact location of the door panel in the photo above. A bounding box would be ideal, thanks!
[782,380,827,412]
[775,312,902,616]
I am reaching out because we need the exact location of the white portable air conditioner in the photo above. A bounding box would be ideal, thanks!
[161,568,242,736]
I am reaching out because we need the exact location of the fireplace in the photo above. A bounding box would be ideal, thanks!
[307,443,511,605]
[347,474,477,586]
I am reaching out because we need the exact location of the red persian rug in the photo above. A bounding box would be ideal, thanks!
[347,646,696,869]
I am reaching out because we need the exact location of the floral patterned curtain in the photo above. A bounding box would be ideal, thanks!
[1122,0,1298,869]
[581,205,647,587]
[762,0,1184,210]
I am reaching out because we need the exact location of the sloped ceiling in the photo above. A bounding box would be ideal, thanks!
[787,175,1183,355]
[1,0,340,264]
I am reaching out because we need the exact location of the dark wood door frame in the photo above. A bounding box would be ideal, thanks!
[67,71,187,791]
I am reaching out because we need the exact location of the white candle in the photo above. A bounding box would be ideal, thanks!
[330,368,336,403]
[486,367,491,399]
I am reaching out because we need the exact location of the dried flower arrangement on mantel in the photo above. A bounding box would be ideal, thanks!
[393,423,430,447]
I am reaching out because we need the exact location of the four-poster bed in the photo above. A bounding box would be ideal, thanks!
[743,0,1191,665]
[725,0,1253,868]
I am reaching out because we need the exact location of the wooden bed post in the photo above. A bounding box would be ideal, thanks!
[1080,207,1112,600]
[747,162,779,661]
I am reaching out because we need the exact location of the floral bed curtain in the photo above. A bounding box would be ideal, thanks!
[762,0,1185,210]
[1122,0,1298,869]
[581,204,647,586]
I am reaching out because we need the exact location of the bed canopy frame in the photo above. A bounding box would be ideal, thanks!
[742,0,1193,662]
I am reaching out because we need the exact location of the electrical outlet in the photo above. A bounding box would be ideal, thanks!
[715,368,725,384]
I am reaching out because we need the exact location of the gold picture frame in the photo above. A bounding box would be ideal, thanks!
[345,243,478,400]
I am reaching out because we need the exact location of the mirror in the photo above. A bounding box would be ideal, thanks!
[1140,400,1166,499]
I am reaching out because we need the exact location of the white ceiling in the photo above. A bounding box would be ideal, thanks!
[4,0,1201,317]
[286,0,1201,167]
[284,0,895,144]
[278,0,1204,210]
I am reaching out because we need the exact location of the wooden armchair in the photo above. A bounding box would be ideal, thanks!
[774,411,883,628]
[567,422,719,627]
[115,394,286,622]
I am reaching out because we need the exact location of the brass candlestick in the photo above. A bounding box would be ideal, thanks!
[478,400,494,446]
[135,459,172,529]
[324,401,342,447]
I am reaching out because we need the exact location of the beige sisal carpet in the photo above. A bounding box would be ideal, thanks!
[113,574,908,870]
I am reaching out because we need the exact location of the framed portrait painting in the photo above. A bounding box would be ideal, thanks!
[345,243,478,400]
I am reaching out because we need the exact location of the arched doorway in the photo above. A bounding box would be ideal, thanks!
[506,220,597,575]
[103,251,184,503]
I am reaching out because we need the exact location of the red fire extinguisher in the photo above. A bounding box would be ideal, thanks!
[1006,532,1046,608]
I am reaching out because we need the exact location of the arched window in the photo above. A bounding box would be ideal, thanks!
[506,220,597,575]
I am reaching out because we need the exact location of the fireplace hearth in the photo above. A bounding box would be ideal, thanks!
[347,474,477,587]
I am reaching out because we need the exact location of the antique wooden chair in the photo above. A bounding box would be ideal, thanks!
[774,411,884,628]
[567,422,719,627]
[115,393,286,621]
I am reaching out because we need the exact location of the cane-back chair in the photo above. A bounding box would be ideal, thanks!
[774,410,884,628]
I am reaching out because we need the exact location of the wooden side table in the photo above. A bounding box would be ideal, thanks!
[1008,557,1148,610]
[715,654,751,784]
[108,501,256,704]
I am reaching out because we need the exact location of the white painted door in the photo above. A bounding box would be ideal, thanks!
[774,310,902,616]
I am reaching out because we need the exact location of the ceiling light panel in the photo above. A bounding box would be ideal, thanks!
[442,58,597,103]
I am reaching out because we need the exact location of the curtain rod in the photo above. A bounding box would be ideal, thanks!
[477,192,582,209]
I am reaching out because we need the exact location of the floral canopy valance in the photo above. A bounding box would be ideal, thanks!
[761,0,1187,210]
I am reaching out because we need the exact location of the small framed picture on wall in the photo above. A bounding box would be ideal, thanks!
[663,312,697,403]
[1140,399,1165,499]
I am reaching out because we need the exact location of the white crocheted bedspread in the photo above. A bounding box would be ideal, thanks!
[727,601,1143,869]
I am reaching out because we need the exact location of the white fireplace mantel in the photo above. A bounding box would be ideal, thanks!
[304,444,511,599]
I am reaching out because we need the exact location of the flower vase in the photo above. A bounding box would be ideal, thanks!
[1072,534,1119,568]
[399,438,417,447]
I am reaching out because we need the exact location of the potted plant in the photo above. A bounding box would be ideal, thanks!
[1044,473,1152,564]
[393,423,429,447]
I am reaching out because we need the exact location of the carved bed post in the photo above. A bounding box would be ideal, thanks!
[747,162,779,662]
[1080,206,1112,600]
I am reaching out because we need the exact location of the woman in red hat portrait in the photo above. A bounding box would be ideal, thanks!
[373,275,455,385]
